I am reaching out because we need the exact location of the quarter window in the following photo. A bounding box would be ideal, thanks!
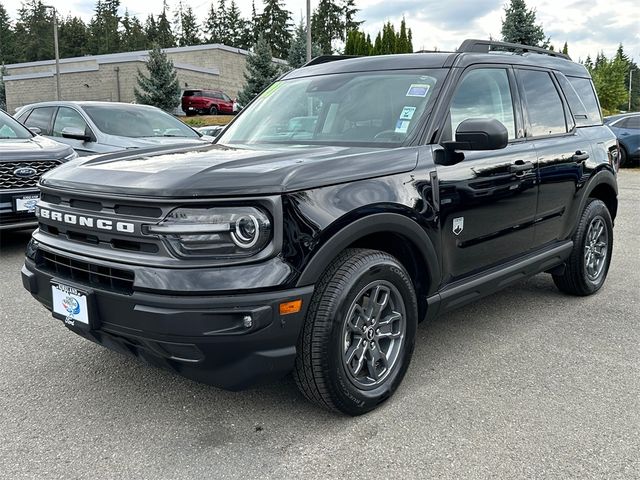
[23,107,56,135]
[53,107,90,137]
[567,77,602,125]
[448,68,516,140]
[519,70,567,137]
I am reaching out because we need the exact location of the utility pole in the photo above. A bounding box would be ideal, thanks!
[306,0,311,62]
[44,6,61,100]
[629,68,633,112]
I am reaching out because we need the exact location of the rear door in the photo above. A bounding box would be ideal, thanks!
[436,66,539,283]
[515,68,591,246]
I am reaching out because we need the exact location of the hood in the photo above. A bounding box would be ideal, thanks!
[40,143,419,197]
[107,136,212,149]
[0,135,73,160]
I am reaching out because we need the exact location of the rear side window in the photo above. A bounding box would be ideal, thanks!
[567,77,602,125]
[182,90,201,97]
[23,107,56,135]
[616,116,640,130]
[555,73,591,127]
[518,69,566,137]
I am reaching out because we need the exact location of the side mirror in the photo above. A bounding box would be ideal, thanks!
[29,127,42,135]
[61,126,90,141]
[436,118,509,166]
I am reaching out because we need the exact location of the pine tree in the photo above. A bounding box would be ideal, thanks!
[156,1,176,48]
[225,1,245,48]
[14,0,54,62]
[204,3,220,43]
[311,0,343,54]
[134,45,181,111]
[238,35,279,105]
[121,10,147,51]
[145,14,158,47]
[614,44,639,111]
[562,41,568,56]
[288,20,321,68]
[88,0,120,54]
[258,0,293,59]
[591,53,628,113]
[0,3,16,64]
[174,2,200,47]
[59,16,89,58]
[501,0,548,48]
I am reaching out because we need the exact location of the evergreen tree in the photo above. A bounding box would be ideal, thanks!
[258,0,293,59]
[311,0,343,54]
[174,2,200,47]
[204,3,220,43]
[562,41,568,56]
[501,0,548,48]
[145,14,158,47]
[0,3,16,64]
[59,16,89,58]
[155,1,176,48]
[344,29,372,56]
[238,35,279,105]
[342,0,362,37]
[396,18,412,54]
[288,20,321,68]
[0,65,7,111]
[225,1,245,48]
[121,10,147,51]
[88,0,120,54]
[584,54,593,72]
[134,45,181,111]
[614,44,639,111]
[14,0,54,62]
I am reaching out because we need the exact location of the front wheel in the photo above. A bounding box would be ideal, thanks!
[209,105,218,115]
[553,199,613,296]
[294,248,418,415]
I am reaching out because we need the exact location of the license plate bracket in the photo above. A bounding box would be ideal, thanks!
[51,280,96,330]
[13,194,39,212]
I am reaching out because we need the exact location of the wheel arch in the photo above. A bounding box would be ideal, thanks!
[583,169,618,222]
[295,213,440,317]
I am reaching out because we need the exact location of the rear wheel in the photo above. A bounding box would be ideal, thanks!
[553,199,613,296]
[209,105,218,115]
[294,248,418,415]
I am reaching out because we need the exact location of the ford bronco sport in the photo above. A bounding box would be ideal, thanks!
[22,40,618,415]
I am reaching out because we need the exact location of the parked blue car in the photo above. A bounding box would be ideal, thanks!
[605,113,640,167]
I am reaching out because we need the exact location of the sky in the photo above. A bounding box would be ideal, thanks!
[5,0,640,63]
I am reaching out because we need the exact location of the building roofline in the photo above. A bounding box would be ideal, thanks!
[2,43,283,70]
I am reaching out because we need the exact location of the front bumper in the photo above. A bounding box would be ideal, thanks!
[22,256,314,390]
[0,188,38,231]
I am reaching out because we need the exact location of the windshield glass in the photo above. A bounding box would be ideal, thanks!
[218,69,444,146]
[0,111,33,139]
[82,104,199,139]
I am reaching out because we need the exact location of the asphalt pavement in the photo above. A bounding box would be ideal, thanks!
[0,170,638,480]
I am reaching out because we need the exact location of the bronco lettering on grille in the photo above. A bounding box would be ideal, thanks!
[36,207,135,234]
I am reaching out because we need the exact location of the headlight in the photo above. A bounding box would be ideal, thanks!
[145,207,271,258]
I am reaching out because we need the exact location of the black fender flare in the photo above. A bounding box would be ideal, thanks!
[295,212,440,292]
[575,168,618,224]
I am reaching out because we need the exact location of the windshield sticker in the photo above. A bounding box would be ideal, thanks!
[395,120,411,134]
[260,81,283,99]
[406,84,430,97]
[400,106,416,120]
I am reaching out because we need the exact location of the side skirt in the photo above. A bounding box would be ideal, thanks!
[424,240,573,321]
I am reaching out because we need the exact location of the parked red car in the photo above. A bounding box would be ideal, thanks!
[181,89,234,116]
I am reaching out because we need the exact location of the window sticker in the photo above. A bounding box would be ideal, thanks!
[400,106,416,120]
[406,84,430,97]
[395,120,411,134]
[260,81,283,99]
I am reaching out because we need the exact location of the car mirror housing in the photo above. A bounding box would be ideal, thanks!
[436,118,509,166]
[29,127,42,135]
[61,126,90,141]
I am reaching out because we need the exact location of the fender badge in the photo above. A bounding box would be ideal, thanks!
[453,217,464,236]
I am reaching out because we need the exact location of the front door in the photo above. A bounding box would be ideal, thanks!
[436,66,539,283]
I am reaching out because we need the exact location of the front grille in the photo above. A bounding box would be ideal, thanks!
[37,250,135,295]
[0,161,60,190]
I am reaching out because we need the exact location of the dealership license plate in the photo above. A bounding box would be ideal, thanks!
[14,195,39,212]
[51,283,90,328]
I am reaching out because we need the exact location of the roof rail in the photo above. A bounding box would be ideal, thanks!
[303,55,360,67]
[457,39,571,60]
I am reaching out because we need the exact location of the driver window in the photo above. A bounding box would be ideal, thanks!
[447,68,516,141]
[53,107,89,138]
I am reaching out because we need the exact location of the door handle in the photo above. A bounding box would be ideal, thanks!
[509,161,534,174]
[572,151,590,162]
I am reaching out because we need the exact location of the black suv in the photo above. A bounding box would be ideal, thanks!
[22,40,618,415]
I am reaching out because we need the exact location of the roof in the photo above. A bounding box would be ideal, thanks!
[16,101,163,112]
[284,50,589,80]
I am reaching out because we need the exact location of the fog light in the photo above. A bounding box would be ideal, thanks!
[243,315,252,328]
[279,299,302,316]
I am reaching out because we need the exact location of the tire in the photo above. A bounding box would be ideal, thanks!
[209,105,218,115]
[619,145,629,168]
[294,248,418,415]
[552,199,613,296]
[185,111,196,117]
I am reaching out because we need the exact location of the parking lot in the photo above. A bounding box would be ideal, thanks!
[0,170,637,480]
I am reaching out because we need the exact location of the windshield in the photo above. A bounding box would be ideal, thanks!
[218,69,444,147]
[0,111,33,139]
[82,104,200,139]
